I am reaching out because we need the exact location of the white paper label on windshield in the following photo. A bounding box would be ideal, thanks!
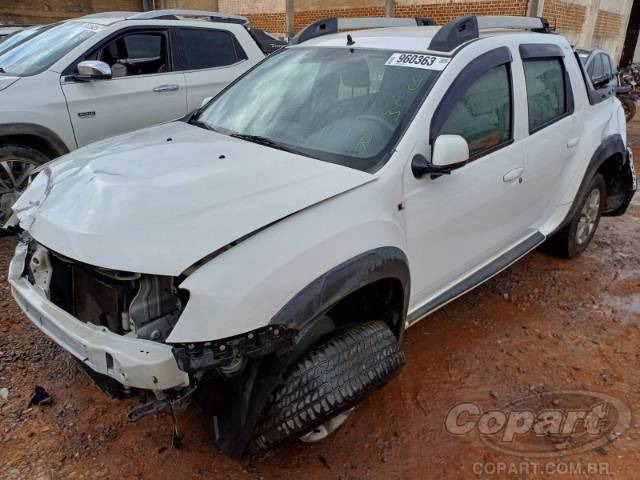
[385,53,450,71]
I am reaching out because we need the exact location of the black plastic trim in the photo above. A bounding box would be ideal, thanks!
[407,231,545,325]
[212,247,410,457]
[429,15,479,52]
[0,123,70,157]
[519,43,564,59]
[555,134,627,231]
[430,47,513,144]
[270,246,410,339]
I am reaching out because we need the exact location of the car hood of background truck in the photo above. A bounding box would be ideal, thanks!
[14,122,375,276]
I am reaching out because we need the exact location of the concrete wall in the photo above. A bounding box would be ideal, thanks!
[0,0,634,63]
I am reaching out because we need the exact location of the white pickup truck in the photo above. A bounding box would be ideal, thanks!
[0,9,272,226]
[7,15,637,457]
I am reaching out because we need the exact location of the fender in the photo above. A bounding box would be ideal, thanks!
[212,246,410,457]
[0,123,70,158]
[557,134,627,231]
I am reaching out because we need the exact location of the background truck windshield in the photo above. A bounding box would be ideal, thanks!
[0,22,101,76]
[196,47,440,170]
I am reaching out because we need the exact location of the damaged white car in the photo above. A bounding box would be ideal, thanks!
[6,15,637,457]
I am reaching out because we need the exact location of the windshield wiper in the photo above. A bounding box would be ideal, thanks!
[189,118,215,131]
[230,133,294,153]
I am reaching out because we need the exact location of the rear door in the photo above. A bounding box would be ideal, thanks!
[174,27,253,112]
[517,44,581,227]
[61,28,188,147]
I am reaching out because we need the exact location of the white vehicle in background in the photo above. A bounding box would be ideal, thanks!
[0,25,27,42]
[7,15,637,458]
[0,9,271,226]
[0,25,47,56]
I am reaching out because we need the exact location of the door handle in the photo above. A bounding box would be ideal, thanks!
[503,167,524,184]
[152,84,179,93]
[567,138,579,149]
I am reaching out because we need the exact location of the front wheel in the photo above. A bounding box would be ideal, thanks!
[0,145,49,234]
[248,320,405,454]
[545,173,606,258]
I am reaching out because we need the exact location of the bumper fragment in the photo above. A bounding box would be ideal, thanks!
[9,242,189,391]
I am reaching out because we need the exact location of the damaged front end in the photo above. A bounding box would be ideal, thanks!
[10,237,295,444]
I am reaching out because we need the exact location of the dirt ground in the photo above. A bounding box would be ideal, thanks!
[0,122,639,480]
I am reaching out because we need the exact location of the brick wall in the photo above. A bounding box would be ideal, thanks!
[594,9,623,37]
[541,0,586,32]
[0,0,140,24]
[393,0,528,24]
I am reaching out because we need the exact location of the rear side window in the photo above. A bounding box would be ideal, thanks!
[439,64,512,156]
[523,59,568,133]
[178,28,247,70]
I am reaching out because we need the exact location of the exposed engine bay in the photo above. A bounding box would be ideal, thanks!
[26,242,186,342]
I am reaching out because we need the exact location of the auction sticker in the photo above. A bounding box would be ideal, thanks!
[385,53,450,71]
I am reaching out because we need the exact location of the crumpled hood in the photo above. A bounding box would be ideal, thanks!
[0,75,19,91]
[14,122,374,275]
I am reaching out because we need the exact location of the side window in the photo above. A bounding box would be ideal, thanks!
[85,31,168,77]
[523,58,568,133]
[601,54,614,78]
[439,64,512,156]
[178,28,247,70]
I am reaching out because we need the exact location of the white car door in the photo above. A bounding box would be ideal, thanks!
[61,29,187,147]
[176,27,253,112]
[517,45,583,228]
[404,49,533,313]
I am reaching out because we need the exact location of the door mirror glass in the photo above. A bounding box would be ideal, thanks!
[432,134,469,168]
[76,60,112,81]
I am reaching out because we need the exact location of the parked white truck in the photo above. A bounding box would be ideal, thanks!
[0,9,273,226]
[6,15,636,457]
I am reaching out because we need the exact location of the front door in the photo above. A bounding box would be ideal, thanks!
[61,29,187,147]
[404,50,531,310]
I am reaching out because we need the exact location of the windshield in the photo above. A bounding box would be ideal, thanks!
[0,22,102,76]
[195,47,441,170]
[0,25,47,56]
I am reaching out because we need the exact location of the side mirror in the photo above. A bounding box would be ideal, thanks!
[75,60,112,81]
[200,96,213,108]
[412,135,469,179]
[591,75,610,90]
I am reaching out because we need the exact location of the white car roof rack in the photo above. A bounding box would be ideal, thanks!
[127,9,248,25]
[429,15,553,52]
[290,16,437,45]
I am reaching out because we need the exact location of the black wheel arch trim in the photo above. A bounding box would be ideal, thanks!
[557,134,630,230]
[0,123,70,158]
[212,246,410,458]
[269,246,410,339]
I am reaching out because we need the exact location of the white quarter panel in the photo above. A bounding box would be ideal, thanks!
[14,122,375,276]
[167,174,404,343]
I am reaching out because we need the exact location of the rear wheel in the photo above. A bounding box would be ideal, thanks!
[545,173,606,258]
[0,145,49,235]
[248,320,405,453]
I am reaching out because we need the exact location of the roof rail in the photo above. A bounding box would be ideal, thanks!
[429,15,552,52]
[127,9,248,25]
[290,16,437,45]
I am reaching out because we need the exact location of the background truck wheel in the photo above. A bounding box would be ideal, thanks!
[0,145,49,235]
[545,173,606,259]
[248,320,405,454]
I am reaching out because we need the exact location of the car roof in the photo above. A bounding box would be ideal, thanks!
[73,9,248,27]
[299,25,562,54]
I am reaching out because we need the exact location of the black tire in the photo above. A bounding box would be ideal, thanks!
[248,321,405,453]
[545,173,607,259]
[0,144,50,235]
[621,96,637,123]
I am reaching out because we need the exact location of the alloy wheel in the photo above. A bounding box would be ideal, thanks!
[0,158,38,225]
[575,188,601,245]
